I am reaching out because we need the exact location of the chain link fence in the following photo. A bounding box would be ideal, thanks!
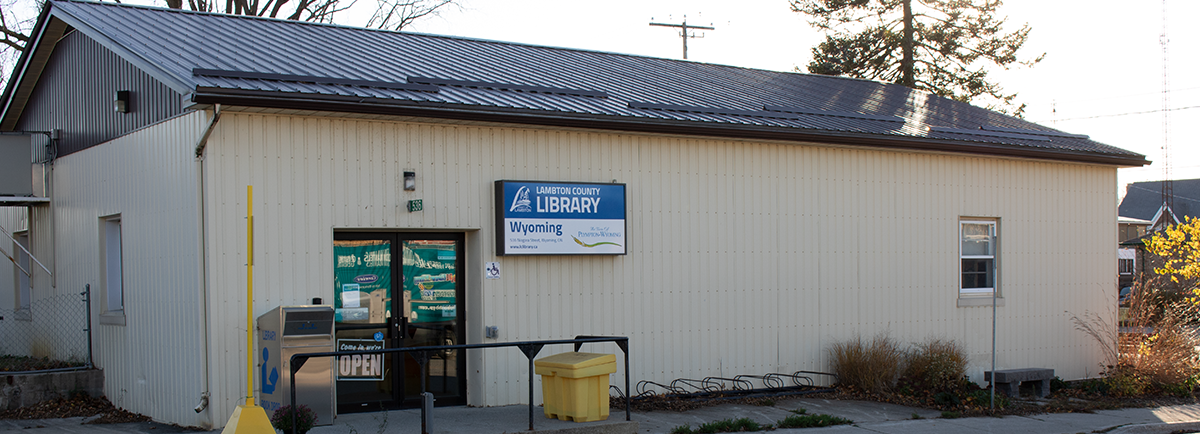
[0,285,92,373]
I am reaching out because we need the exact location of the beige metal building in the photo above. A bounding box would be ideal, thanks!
[0,1,1146,429]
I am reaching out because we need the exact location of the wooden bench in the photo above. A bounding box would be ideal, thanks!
[984,368,1054,398]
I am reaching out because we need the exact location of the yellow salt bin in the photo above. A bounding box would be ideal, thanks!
[534,352,617,422]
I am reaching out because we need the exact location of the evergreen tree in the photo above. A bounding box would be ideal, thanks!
[791,0,1042,115]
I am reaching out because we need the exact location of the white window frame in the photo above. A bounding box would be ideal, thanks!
[1118,248,1136,275]
[100,215,126,326]
[1118,258,1134,275]
[13,231,31,321]
[958,219,1001,306]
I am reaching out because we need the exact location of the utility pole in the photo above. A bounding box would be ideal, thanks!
[649,16,714,60]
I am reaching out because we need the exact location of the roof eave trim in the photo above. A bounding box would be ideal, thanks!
[189,91,1150,167]
[0,4,57,130]
[47,2,193,94]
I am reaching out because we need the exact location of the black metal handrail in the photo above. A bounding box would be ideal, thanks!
[287,335,630,434]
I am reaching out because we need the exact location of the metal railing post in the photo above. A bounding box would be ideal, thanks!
[83,284,94,369]
[624,343,631,422]
[528,355,535,430]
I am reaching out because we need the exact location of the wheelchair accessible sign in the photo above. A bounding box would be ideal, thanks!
[495,180,626,255]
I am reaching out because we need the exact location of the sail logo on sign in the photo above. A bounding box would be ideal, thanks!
[510,186,532,212]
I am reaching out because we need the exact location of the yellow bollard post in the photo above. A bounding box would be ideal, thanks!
[223,185,274,433]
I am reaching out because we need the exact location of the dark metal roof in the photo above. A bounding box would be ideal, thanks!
[1118,178,1200,221]
[1,0,1149,166]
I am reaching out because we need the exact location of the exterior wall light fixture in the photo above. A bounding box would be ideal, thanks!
[404,171,416,190]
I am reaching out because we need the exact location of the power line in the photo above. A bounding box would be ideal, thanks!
[1033,86,1200,106]
[1035,104,1200,123]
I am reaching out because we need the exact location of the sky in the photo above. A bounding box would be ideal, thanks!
[388,0,1200,200]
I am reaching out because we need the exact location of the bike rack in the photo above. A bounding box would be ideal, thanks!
[633,370,838,403]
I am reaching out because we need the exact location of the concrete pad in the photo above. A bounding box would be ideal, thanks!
[0,417,196,433]
[1111,421,1200,434]
[851,418,994,434]
[781,398,943,423]
[7,400,1200,434]
[309,404,637,434]
[631,403,797,433]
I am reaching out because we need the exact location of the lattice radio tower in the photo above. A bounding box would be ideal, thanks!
[1161,0,1174,215]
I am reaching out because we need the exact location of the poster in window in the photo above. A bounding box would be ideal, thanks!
[333,241,392,323]
[403,240,457,324]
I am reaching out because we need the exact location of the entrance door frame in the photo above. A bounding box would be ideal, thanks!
[333,231,467,412]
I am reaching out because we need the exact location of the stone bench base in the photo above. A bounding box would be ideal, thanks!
[984,368,1053,398]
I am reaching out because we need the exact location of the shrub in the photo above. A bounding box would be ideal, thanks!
[902,338,968,393]
[1050,376,1068,393]
[270,404,317,434]
[828,333,903,393]
[1075,279,1200,396]
[1102,367,1148,397]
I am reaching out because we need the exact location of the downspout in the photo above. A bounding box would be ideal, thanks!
[193,105,221,426]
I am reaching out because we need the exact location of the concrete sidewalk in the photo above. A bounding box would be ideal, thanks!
[3,399,1200,433]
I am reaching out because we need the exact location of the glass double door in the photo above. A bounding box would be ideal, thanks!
[332,232,465,412]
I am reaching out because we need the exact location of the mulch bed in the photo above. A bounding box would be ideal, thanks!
[0,394,150,424]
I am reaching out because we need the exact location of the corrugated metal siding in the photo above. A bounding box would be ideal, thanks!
[14,29,184,157]
[203,112,1115,413]
[34,111,210,427]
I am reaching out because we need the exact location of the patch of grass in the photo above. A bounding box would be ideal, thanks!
[776,413,853,429]
[755,398,775,406]
[940,411,961,419]
[828,332,903,393]
[911,412,923,419]
[672,418,767,434]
